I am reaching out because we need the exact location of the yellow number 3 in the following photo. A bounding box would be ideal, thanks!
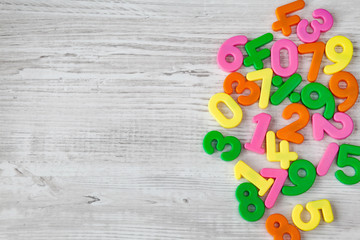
[292,199,334,231]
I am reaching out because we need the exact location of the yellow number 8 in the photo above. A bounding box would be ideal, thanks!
[208,93,243,128]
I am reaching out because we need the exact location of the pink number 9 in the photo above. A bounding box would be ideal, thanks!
[217,35,248,72]
[271,39,298,77]
[297,9,333,43]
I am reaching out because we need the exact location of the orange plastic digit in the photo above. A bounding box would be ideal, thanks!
[328,71,359,112]
[276,103,310,144]
[298,42,325,82]
[266,214,301,240]
[272,0,305,36]
[223,72,261,106]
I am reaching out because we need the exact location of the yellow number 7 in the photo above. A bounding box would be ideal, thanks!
[246,68,273,109]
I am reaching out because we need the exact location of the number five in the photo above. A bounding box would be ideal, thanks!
[292,199,334,231]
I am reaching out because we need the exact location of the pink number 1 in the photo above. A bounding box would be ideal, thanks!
[260,168,288,209]
[316,143,339,176]
[245,113,272,154]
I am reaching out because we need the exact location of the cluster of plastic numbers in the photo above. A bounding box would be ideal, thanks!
[203,0,360,239]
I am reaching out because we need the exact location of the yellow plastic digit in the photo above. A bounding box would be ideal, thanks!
[234,160,274,196]
[292,199,334,231]
[324,36,353,75]
[246,68,273,109]
[266,131,298,169]
[208,93,243,128]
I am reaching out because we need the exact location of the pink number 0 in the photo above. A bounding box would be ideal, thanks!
[297,9,334,43]
[271,39,298,77]
[312,112,354,141]
[217,35,248,72]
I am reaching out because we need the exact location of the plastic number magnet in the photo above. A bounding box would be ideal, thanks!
[244,33,273,70]
[208,93,243,128]
[336,144,360,185]
[217,35,248,72]
[298,42,325,83]
[317,142,339,176]
[297,9,333,43]
[272,0,305,36]
[203,130,241,161]
[244,113,271,154]
[266,214,301,240]
[292,199,334,231]
[324,36,353,75]
[271,39,298,77]
[260,168,287,209]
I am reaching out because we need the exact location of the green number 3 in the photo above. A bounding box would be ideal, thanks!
[235,182,265,222]
[336,144,360,185]
[203,130,241,161]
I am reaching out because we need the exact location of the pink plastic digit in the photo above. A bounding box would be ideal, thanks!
[297,9,334,43]
[217,35,248,72]
[317,143,339,176]
[271,39,298,77]
[312,112,354,141]
[260,168,288,209]
[244,113,272,154]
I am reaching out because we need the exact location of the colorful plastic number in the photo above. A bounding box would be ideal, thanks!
[266,131,298,169]
[244,33,273,70]
[271,39,298,77]
[312,112,354,141]
[300,82,335,120]
[223,72,260,106]
[208,93,243,128]
[217,35,248,72]
[324,36,353,75]
[297,9,333,43]
[298,42,325,82]
[246,68,273,109]
[272,0,305,36]
[271,74,302,105]
[234,160,274,196]
[292,199,334,231]
[329,71,359,112]
[336,144,360,185]
[203,131,241,161]
[317,143,339,176]
[282,159,316,196]
[235,182,265,222]
[277,103,310,144]
[260,168,288,209]
[266,214,301,240]
[244,113,271,154]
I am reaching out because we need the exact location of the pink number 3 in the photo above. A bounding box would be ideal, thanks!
[297,9,333,43]
[217,35,248,72]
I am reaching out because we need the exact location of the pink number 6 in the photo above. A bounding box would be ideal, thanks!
[217,35,248,72]
[271,39,298,77]
[297,9,333,43]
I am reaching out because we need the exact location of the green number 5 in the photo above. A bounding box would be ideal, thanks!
[335,144,360,185]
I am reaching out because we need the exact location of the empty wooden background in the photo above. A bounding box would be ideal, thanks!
[0,0,359,239]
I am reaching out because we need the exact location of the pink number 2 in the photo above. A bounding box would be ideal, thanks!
[297,9,334,43]
[217,35,248,72]
[260,168,288,209]
[312,112,354,141]
[244,113,272,154]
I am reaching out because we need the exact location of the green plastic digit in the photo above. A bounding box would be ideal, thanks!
[335,144,360,185]
[300,82,335,120]
[244,33,274,70]
[282,159,316,196]
[203,130,241,161]
[235,182,265,222]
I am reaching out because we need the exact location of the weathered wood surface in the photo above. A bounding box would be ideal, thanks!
[0,0,359,239]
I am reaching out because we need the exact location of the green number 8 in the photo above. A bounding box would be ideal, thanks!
[235,182,265,222]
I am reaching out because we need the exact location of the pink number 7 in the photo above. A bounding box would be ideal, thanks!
[260,168,288,209]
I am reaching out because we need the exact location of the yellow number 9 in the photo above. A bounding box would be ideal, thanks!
[324,36,353,75]
[208,93,243,128]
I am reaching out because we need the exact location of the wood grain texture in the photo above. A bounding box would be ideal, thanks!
[0,0,360,239]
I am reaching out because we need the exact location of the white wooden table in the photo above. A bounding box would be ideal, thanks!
[0,0,359,239]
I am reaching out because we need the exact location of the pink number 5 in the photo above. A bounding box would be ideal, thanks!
[297,9,333,43]
[217,36,248,72]
[260,168,288,209]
